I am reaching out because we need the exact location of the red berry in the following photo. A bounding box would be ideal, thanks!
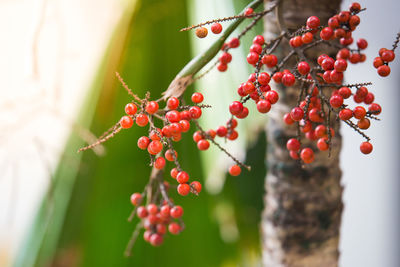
[330,70,343,83]
[191,92,204,103]
[337,48,350,59]
[138,136,150,150]
[120,116,134,129]
[189,106,202,119]
[368,103,381,115]
[290,36,303,47]
[180,110,191,121]
[338,11,350,23]
[165,110,180,123]
[364,92,374,104]
[300,148,314,163]
[360,142,373,154]
[257,99,271,113]
[320,27,333,40]
[130,193,142,205]
[219,52,232,64]
[250,43,263,54]
[154,157,166,169]
[330,94,343,108]
[145,101,159,114]
[177,171,189,184]
[137,206,148,218]
[235,107,249,119]
[160,205,170,217]
[156,224,167,235]
[170,206,183,218]
[353,106,366,119]
[165,149,178,161]
[356,86,368,98]
[257,72,270,85]
[317,54,328,65]
[350,2,361,12]
[228,37,240,48]
[286,138,300,151]
[317,138,329,151]
[167,97,179,110]
[290,107,304,121]
[197,139,210,150]
[170,168,179,179]
[193,131,204,143]
[357,118,370,129]
[328,17,339,29]
[349,15,360,27]
[147,140,163,155]
[373,57,384,68]
[229,165,241,176]
[283,113,294,125]
[217,62,228,72]
[334,59,347,72]
[282,73,295,86]
[190,181,202,194]
[211,23,222,34]
[229,101,243,115]
[262,54,278,68]
[179,120,190,132]
[272,72,283,83]
[338,87,352,99]
[244,7,253,16]
[169,223,181,234]
[143,231,152,242]
[150,233,163,246]
[216,126,227,137]
[339,108,353,120]
[301,32,313,44]
[147,204,158,215]
[321,57,334,71]
[149,129,162,141]
[307,16,320,29]
[377,65,391,77]
[247,52,259,64]
[243,82,255,94]
[381,50,395,62]
[136,114,149,127]
[265,90,279,104]
[297,61,310,75]
[356,38,368,50]
[253,35,265,45]
[177,183,190,196]
[125,103,137,115]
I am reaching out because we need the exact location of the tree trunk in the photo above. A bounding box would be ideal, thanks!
[262,0,343,266]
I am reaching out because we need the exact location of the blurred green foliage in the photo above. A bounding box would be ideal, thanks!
[16,0,267,266]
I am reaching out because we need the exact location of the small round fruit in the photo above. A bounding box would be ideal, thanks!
[195,27,208,38]
[229,165,241,176]
[177,183,190,196]
[211,23,222,34]
[120,116,134,129]
[360,142,373,154]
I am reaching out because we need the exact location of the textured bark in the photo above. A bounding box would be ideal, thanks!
[262,0,343,266]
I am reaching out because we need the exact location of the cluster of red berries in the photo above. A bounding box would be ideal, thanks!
[120,93,206,197]
[373,48,395,77]
[130,192,184,246]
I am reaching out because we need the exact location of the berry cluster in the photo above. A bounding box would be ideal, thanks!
[130,192,184,246]
[121,92,206,197]
[79,0,398,253]
[373,48,396,77]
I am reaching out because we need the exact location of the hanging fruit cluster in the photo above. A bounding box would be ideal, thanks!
[79,0,398,252]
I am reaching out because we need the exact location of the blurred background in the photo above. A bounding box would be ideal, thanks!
[0,0,398,266]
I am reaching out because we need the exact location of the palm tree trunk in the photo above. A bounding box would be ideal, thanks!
[262,0,343,266]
